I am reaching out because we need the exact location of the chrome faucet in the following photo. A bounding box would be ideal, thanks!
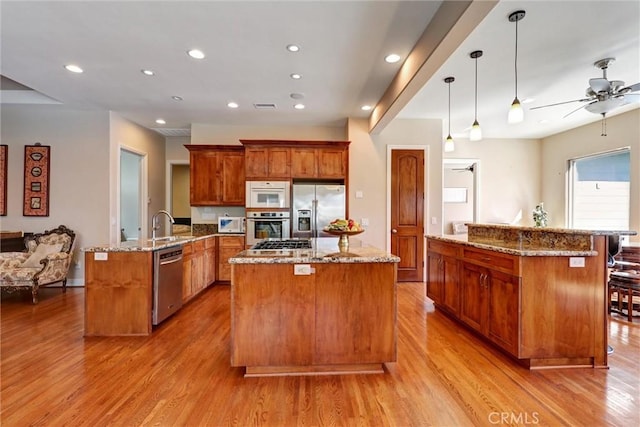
[151,209,175,240]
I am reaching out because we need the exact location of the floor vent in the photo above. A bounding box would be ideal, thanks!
[253,103,277,109]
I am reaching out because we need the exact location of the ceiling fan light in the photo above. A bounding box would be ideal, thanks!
[444,135,455,152]
[508,98,524,123]
[469,120,482,141]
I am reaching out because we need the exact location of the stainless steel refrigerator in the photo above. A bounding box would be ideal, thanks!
[292,184,346,238]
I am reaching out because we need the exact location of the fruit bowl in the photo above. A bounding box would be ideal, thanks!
[323,228,364,251]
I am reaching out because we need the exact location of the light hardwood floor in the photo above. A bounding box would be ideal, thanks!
[1,283,639,426]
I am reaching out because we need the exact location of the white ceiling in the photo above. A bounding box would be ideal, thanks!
[1,1,639,140]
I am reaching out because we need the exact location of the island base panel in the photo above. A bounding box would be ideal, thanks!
[244,363,385,377]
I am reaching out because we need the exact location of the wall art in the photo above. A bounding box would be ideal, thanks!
[23,143,50,216]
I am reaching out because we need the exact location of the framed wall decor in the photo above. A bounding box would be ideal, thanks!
[0,144,7,216]
[23,144,50,216]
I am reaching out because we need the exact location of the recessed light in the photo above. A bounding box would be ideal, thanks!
[64,64,83,73]
[155,119,166,125]
[227,102,239,109]
[187,49,205,59]
[141,69,155,76]
[286,44,300,52]
[384,54,401,64]
[172,96,183,101]
[290,73,302,80]
[361,105,372,111]
[294,103,305,110]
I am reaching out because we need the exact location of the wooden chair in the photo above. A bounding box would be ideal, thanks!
[608,242,640,322]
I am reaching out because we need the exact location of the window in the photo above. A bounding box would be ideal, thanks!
[568,149,630,231]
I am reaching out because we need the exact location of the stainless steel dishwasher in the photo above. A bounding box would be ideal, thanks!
[153,246,183,325]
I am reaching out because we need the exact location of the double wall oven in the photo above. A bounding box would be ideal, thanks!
[245,180,291,246]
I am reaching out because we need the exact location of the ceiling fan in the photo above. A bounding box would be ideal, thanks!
[531,58,640,118]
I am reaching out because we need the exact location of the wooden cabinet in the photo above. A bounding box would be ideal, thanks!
[217,235,245,282]
[185,145,245,206]
[459,261,520,355]
[244,146,291,179]
[426,240,460,316]
[241,140,349,181]
[182,237,216,303]
[290,146,348,179]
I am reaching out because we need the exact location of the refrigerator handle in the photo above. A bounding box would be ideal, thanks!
[313,199,318,238]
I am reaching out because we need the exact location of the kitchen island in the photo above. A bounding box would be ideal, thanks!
[426,224,637,369]
[229,238,400,377]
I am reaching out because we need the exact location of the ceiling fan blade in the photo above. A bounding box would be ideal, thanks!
[618,82,640,94]
[530,98,591,110]
[563,103,588,118]
[590,78,611,93]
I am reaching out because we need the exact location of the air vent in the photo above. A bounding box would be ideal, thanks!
[253,103,277,110]
[151,128,191,137]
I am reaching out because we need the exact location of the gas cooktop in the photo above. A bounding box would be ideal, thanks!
[252,239,312,250]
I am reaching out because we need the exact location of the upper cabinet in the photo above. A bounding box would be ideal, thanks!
[241,140,349,181]
[185,145,245,206]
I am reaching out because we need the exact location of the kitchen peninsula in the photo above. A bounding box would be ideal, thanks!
[426,223,637,369]
[229,238,400,377]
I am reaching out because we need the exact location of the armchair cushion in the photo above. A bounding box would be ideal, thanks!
[21,243,63,268]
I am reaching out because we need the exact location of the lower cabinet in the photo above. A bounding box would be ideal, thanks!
[217,236,245,282]
[182,237,217,303]
[426,240,460,316]
[459,262,520,355]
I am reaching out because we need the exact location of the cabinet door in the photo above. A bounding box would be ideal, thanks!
[245,147,268,179]
[204,237,216,286]
[182,243,194,302]
[442,256,460,316]
[190,151,220,205]
[220,152,245,205]
[486,270,520,355]
[291,148,317,178]
[217,236,245,282]
[267,147,291,178]
[426,252,443,303]
[317,148,346,178]
[460,262,487,333]
[191,240,205,293]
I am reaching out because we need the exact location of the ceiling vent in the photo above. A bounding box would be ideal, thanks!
[151,128,191,137]
[253,103,277,110]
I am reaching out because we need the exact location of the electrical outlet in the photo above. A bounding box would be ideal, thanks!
[294,264,313,275]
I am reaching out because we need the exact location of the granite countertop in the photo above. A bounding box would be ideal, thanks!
[465,223,637,236]
[229,238,400,264]
[428,234,599,257]
[83,233,244,252]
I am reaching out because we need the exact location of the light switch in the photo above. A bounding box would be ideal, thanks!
[355,191,364,199]
[361,218,369,226]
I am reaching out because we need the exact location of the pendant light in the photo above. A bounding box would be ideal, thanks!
[469,50,483,141]
[508,10,526,124]
[444,77,455,152]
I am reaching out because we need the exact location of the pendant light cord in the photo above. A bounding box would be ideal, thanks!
[448,81,451,135]
[514,19,519,98]
[474,56,478,121]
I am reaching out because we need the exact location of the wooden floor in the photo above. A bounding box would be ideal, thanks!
[1,283,639,426]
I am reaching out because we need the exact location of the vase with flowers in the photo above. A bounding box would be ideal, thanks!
[532,203,548,227]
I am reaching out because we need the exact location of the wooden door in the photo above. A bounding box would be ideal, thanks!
[391,149,424,282]
[189,150,219,205]
[220,152,245,205]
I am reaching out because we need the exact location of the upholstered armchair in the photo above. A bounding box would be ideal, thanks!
[0,225,76,304]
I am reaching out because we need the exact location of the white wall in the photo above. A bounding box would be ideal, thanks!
[444,137,542,226]
[1,105,111,283]
[541,108,640,242]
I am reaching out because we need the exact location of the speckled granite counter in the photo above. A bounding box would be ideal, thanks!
[83,233,244,252]
[229,237,400,264]
[428,223,637,256]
